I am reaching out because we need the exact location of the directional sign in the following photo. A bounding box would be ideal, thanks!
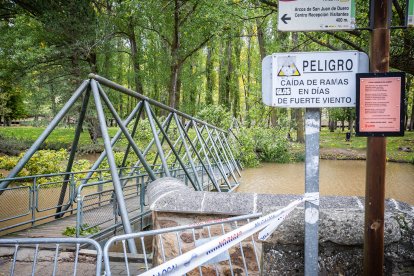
[408,0,414,27]
[278,0,356,32]
[262,51,369,108]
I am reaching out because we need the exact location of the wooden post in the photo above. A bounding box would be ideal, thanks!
[364,0,390,275]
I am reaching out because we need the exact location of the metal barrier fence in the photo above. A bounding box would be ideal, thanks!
[103,213,262,276]
[0,197,311,275]
[0,237,102,276]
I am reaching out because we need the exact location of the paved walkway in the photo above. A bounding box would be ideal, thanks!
[0,246,152,275]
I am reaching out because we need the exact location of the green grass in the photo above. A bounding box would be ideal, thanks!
[0,126,120,155]
[320,129,367,150]
[0,126,118,144]
[319,128,414,163]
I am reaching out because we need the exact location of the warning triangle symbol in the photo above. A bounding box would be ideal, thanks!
[278,63,301,77]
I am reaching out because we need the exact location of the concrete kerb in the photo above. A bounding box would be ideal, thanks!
[148,177,414,217]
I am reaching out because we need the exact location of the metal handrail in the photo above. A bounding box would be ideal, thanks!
[74,164,228,236]
[0,160,236,235]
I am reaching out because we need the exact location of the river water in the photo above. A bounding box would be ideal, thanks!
[236,160,414,206]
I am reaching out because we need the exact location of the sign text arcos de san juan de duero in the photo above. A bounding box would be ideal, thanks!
[262,51,369,108]
[278,0,356,32]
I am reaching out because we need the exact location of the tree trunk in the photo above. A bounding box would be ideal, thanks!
[168,0,181,109]
[224,38,232,110]
[295,109,305,143]
[205,41,214,105]
[117,39,124,118]
[86,117,102,144]
[405,75,412,130]
[256,19,266,61]
[245,27,252,126]
[410,92,414,131]
[189,63,197,115]
[347,108,354,136]
[88,51,98,74]
[329,118,335,132]
[218,40,226,106]
[49,82,57,116]
[129,23,144,95]
[168,63,181,108]
[232,34,241,118]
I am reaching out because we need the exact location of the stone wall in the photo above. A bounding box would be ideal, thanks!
[148,177,414,275]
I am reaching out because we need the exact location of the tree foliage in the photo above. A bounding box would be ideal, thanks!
[0,0,412,133]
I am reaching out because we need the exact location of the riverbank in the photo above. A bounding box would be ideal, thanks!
[318,129,414,163]
[0,126,413,163]
[319,143,413,163]
[320,147,411,163]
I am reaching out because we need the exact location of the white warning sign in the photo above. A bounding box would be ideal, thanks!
[262,51,369,108]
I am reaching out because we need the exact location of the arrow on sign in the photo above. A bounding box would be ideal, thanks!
[281,14,291,24]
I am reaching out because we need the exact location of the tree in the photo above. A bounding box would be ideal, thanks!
[134,0,237,108]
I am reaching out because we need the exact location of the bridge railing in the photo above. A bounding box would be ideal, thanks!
[0,161,232,236]
[0,166,141,235]
[0,237,102,276]
[0,170,88,234]
[75,163,231,238]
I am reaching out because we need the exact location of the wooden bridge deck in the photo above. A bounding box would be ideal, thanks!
[3,196,146,239]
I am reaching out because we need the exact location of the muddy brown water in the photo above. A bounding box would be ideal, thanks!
[1,159,413,237]
[236,160,414,206]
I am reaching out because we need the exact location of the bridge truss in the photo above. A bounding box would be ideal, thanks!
[0,75,242,253]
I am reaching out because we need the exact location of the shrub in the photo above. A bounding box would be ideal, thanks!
[62,224,100,237]
[196,105,232,129]
[24,149,68,176]
[233,127,294,167]
[0,149,92,184]
[76,143,105,154]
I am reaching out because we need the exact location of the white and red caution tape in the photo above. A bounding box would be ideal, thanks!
[141,193,319,276]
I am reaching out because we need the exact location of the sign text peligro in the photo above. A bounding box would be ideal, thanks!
[262,51,369,108]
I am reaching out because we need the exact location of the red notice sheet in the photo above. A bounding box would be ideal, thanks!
[359,77,402,132]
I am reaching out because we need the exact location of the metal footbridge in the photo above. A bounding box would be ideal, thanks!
[0,75,242,250]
